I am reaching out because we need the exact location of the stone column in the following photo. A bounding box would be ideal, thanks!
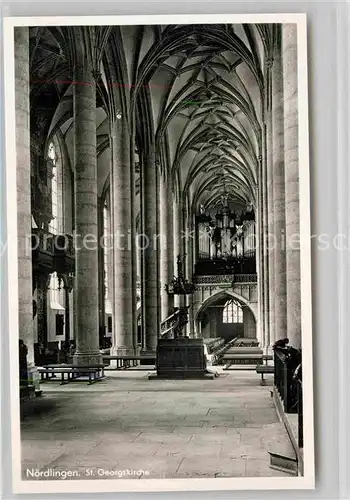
[173,197,185,309]
[272,38,287,341]
[159,174,170,321]
[110,118,134,354]
[166,178,175,314]
[243,307,256,339]
[36,275,49,349]
[73,58,101,365]
[130,136,139,353]
[267,83,276,346]
[97,198,105,346]
[141,147,160,353]
[15,27,38,387]
[283,24,301,349]
[262,129,270,349]
[184,202,194,336]
[255,199,264,346]
[106,192,114,340]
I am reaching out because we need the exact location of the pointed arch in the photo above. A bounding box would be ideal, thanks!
[195,288,257,323]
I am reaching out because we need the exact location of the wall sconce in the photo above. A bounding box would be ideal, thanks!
[116,110,122,120]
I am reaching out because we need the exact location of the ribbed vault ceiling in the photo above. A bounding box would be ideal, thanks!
[29,23,270,213]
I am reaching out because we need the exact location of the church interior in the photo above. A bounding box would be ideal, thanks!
[15,22,304,479]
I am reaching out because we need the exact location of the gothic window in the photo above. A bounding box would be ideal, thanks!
[103,201,109,302]
[222,299,243,323]
[49,271,64,308]
[48,141,63,235]
[102,195,112,316]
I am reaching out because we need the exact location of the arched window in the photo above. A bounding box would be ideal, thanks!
[102,197,112,316]
[47,140,65,316]
[103,201,109,303]
[222,299,243,323]
[48,141,63,235]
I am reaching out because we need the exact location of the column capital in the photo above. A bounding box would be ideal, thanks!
[266,57,274,70]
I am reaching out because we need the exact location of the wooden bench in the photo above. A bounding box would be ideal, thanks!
[102,355,155,369]
[256,364,274,385]
[38,364,105,385]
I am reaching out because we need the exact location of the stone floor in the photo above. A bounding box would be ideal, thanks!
[20,370,293,480]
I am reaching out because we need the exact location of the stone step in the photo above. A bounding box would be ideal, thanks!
[233,338,260,346]
[222,353,263,360]
[225,347,263,354]
[269,452,298,475]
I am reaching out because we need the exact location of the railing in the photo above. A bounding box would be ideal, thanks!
[160,310,180,338]
[31,229,75,273]
[194,257,256,275]
[205,337,225,354]
[234,274,257,283]
[274,347,301,413]
[193,274,257,285]
[31,229,55,255]
[194,274,233,285]
[160,307,189,339]
[216,337,239,362]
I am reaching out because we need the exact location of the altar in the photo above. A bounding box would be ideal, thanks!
[152,337,214,379]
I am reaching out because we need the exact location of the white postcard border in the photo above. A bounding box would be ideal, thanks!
[3,12,314,494]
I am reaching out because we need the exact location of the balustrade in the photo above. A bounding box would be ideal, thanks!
[160,307,189,339]
[193,274,257,285]
[195,257,256,276]
[31,229,75,274]
[274,346,301,413]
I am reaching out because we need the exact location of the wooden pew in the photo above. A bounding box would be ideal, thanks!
[256,364,274,385]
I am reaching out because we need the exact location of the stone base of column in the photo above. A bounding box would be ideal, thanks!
[73,351,103,366]
[110,345,134,356]
[134,344,142,356]
[27,364,41,395]
[106,345,133,368]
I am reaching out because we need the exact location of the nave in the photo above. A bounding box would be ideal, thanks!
[21,371,293,479]
[14,19,304,480]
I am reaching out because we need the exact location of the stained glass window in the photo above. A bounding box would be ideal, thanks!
[222,299,243,323]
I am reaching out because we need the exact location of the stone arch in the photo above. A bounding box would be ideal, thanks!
[195,289,257,323]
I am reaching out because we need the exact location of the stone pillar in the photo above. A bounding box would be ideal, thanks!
[267,81,276,346]
[272,38,287,341]
[128,127,139,352]
[166,178,174,314]
[209,311,217,338]
[97,198,105,346]
[159,174,171,321]
[255,199,264,346]
[141,147,160,353]
[106,192,114,340]
[266,115,276,345]
[73,57,101,365]
[110,119,134,354]
[283,24,301,349]
[36,275,49,349]
[15,27,39,388]
[243,307,257,339]
[262,130,270,349]
[173,197,186,310]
